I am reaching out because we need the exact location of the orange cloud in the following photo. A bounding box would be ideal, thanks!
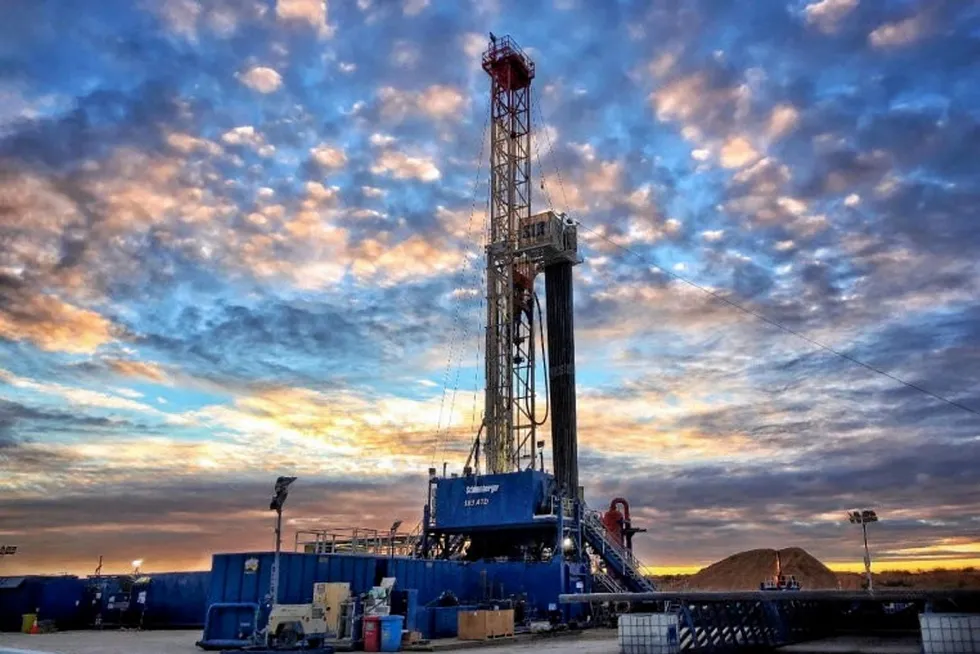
[310,144,348,168]
[371,149,441,181]
[185,384,480,475]
[105,359,169,383]
[276,0,331,37]
[719,136,761,169]
[239,66,283,93]
[0,294,115,354]
[378,85,468,122]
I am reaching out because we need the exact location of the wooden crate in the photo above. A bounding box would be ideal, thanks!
[487,609,514,638]
[457,610,514,640]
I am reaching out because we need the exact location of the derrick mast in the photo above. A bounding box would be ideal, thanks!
[481,36,537,474]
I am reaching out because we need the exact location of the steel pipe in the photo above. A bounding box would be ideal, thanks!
[560,589,980,603]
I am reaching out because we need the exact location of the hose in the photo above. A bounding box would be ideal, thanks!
[532,291,550,426]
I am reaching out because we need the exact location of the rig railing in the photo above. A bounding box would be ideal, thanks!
[295,527,418,556]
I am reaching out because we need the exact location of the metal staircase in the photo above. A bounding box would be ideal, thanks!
[582,509,656,593]
[592,569,628,593]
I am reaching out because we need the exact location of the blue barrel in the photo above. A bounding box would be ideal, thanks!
[379,614,405,652]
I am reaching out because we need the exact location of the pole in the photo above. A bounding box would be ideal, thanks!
[273,507,283,602]
[265,507,282,646]
[862,521,873,592]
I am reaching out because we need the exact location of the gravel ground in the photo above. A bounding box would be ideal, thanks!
[0,630,621,654]
[0,630,204,654]
[0,630,921,654]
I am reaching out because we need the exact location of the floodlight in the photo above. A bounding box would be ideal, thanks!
[269,476,297,512]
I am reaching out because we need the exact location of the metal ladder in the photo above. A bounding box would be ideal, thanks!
[582,509,656,593]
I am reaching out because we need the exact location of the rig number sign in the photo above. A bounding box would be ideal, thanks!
[463,483,499,508]
[0,545,17,556]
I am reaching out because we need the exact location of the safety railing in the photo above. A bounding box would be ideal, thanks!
[295,527,418,557]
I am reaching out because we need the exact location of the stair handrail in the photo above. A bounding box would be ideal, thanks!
[583,509,646,573]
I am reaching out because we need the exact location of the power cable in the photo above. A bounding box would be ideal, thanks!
[533,98,570,212]
[432,98,492,466]
[576,220,980,418]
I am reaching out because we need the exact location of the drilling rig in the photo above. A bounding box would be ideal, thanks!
[420,35,655,607]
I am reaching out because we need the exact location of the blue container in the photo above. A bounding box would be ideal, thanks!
[433,470,549,530]
[205,552,385,643]
[385,558,467,607]
[380,614,404,652]
[390,589,418,632]
[138,571,210,628]
[0,576,86,632]
[209,552,383,606]
[429,605,477,639]
[87,575,143,628]
[415,607,431,639]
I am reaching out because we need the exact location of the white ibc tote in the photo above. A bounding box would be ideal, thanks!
[618,613,680,654]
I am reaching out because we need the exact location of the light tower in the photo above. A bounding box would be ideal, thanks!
[848,509,878,592]
[481,36,538,474]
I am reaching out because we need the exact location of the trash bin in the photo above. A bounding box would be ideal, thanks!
[363,616,381,652]
[22,613,37,634]
[380,615,405,652]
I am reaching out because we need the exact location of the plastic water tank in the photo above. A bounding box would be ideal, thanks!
[380,615,405,652]
[920,613,980,653]
[619,613,680,654]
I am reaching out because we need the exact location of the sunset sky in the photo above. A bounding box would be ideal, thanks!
[2,0,979,577]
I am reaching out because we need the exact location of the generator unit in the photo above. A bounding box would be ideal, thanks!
[266,581,350,648]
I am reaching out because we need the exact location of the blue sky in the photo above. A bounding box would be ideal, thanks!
[1,0,979,574]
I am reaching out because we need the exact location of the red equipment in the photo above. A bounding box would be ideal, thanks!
[601,497,646,551]
[363,616,381,652]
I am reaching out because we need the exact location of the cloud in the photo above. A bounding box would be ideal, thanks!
[2,0,979,575]
[650,73,742,130]
[804,0,859,34]
[310,144,347,168]
[869,14,927,48]
[151,0,254,40]
[0,290,115,354]
[275,0,330,35]
[767,105,799,140]
[0,475,426,574]
[238,66,283,94]
[221,125,263,147]
[371,150,441,181]
[461,32,486,60]
[165,132,224,156]
[719,136,761,168]
[403,0,429,16]
[390,41,421,68]
[105,359,170,383]
[378,85,468,122]
[3,370,172,418]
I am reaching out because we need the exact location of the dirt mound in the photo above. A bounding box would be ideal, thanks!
[683,547,839,590]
